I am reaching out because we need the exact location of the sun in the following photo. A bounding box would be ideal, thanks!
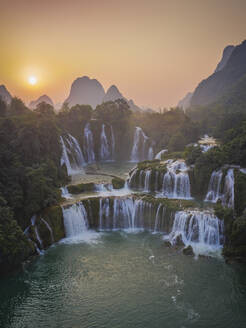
[28,76,37,85]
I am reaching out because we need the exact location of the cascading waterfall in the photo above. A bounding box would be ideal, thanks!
[61,186,72,199]
[127,160,191,199]
[205,170,223,203]
[83,122,96,163]
[62,203,89,237]
[100,124,111,161]
[41,218,54,243]
[99,197,155,231]
[205,168,234,208]
[130,127,151,162]
[148,147,154,160]
[144,170,152,192]
[161,160,191,199]
[62,196,224,256]
[60,134,85,175]
[222,169,234,208]
[111,125,116,160]
[164,210,224,255]
[155,149,168,160]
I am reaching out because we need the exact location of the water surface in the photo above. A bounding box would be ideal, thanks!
[1,232,246,328]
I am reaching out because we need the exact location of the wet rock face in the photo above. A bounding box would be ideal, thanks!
[183,245,194,256]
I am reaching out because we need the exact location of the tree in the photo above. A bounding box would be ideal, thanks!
[0,98,6,117]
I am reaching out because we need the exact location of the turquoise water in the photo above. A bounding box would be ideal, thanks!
[1,232,246,328]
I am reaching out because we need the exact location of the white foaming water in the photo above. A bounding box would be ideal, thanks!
[161,160,191,199]
[30,215,44,255]
[62,202,89,237]
[111,125,116,160]
[100,124,111,161]
[41,218,54,243]
[164,210,224,257]
[155,149,168,160]
[61,186,72,199]
[144,170,152,191]
[127,160,191,199]
[148,147,154,160]
[205,170,223,203]
[221,169,234,208]
[60,134,85,175]
[83,122,96,163]
[130,127,150,162]
[205,168,234,208]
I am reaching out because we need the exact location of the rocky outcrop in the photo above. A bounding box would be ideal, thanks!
[177,92,193,111]
[29,95,54,110]
[0,85,12,104]
[103,85,125,103]
[65,76,105,108]
[190,40,246,107]
[214,45,235,73]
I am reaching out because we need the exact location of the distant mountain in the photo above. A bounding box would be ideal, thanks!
[103,85,125,103]
[214,45,235,73]
[29,95,54,110]
[177,92,193,111]
[64,76,143,112]
[0,85,12,104]
[65,76,105,108]
[190,40,246,107]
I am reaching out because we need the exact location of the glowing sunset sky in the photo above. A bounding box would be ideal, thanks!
[1,0,246,108]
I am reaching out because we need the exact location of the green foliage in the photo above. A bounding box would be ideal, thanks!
[184,146,202,166]
[0,205,34,274]
[112,177,125,189]
[0,98,7,117]
[34,102,55,116]
[234,170,246,217]
[67,183,95,194]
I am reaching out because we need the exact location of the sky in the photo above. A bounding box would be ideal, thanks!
[0,0,246,109]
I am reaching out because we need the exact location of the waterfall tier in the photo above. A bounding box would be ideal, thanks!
[205,168,234,208]
[62,196,224,256]
[83,122,96,163]
[155,149,168,160]
[60,134,85,175]
[130,127,153,162]
[128,160,191,199]
[164,210,224,255]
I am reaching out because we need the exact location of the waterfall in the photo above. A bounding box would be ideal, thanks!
[222,169,234,208]
[30,215,44,254]
[148,147,154,160]
[83,122,96,163]
[61,187,72,199]
[161,160,191,199]
[60,134,85,175]
[41,218,54,243]
[155,149,168,160]
[111,125,116,160]
[205,170,223,203]
[165,210,224,255]
[144,170,152,192]
[100,124,111,161]
[205,168,234,208]
[127,160,191,198]
[154,204,165,233]
[62,203,89,237]
[99,197,155,232]
[130,127,150,162]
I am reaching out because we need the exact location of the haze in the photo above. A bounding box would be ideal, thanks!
[1,0,246,108]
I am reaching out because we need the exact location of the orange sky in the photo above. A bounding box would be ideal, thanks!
[1,0,246,108]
